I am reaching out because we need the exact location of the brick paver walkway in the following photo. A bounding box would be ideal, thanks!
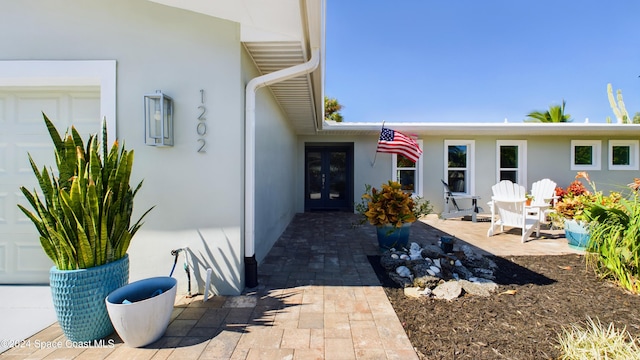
[1,212,421,359]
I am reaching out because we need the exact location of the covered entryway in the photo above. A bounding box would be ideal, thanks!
[0,87,101,283]
[304,143,354,211]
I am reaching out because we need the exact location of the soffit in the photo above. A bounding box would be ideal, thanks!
[244,41,318,135]
[148,0,323,135]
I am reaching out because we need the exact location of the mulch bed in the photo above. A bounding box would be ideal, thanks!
[375,254,640,359]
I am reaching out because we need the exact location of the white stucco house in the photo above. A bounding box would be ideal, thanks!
[1,0,639,295]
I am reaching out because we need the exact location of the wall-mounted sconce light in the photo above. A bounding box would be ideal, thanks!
[144,90,173,147]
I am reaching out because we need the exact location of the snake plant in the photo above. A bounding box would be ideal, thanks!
[18,113,153,270]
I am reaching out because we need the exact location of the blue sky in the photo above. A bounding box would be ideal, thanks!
[325,1,640,123]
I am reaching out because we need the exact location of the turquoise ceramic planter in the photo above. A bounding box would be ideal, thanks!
[376,223,411,251]
[564,219,590,249]
[50,255,129,342]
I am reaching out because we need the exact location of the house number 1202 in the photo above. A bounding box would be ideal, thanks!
[197,89,207,153]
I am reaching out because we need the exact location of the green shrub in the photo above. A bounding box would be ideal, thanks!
[554,172,640,293]
[585,195,640,294]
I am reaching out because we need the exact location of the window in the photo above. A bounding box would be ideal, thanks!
[571,140,601,171]
[392,140,423,196]
[444,140,475,194]
[609,140,639,170]
[496,140,527,186]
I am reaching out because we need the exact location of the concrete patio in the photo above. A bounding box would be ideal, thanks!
[0,212,581,359]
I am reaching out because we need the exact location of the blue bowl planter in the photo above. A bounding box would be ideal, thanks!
[564,219,590,250]
[106,276,177,347]
[376,223,411,251]
[50,255,129,342]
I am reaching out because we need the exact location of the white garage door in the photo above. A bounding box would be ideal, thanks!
[0,86,101,284]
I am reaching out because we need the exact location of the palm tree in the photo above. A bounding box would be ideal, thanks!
[324,96,344,122]
[525,100,572,123]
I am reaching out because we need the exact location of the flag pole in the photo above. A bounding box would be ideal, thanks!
[370,121,385,167]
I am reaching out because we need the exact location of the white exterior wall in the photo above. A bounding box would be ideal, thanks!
[244,50,298,264]
[298,134,640,217]
[0,0,245,294]
[470,135,640,209]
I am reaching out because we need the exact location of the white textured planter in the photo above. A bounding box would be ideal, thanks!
[105,276,177,347]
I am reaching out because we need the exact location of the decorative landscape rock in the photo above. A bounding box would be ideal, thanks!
[409,242,423,260]
[432,281,463,300]
[459,279,498,297]
[381,241,499,300]
[421,244,445,259]
[380,255,406,272]
[454,264,474,280]
[412,263,433,278]
[461,244,480,261]
[404,287,432,298]
[396,266,413,281]
[413,274,442,289]
[389,272,413,288]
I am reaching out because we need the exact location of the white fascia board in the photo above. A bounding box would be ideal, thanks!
[320,121,640,137]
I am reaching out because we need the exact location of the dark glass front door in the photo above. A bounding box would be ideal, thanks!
[305,145,353,211]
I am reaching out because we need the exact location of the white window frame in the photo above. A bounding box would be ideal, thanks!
[571,140,601,171]
[392,140,424,196]
[496,140,527,188]
[608,140,639,170]
[0,60,116,135]
[444,140,475,195]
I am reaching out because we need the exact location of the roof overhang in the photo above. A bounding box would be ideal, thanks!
[148,0,324,134]
[319,121,640,137]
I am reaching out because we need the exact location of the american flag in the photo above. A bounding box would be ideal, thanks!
[376,127,423,163]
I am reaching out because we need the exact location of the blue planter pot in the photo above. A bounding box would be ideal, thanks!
[376,223,411,251]
[564,219,590,249]
[50,255,129,342]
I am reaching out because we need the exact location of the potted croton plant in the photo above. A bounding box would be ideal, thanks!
[17,113,153,342]
[361,180,432,250]
[552,173,598,249]
[552,172,622,249]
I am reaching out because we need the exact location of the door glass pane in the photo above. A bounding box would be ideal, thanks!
[612,146,630,165]
[307,151,322,199]
[448,170,466,192]
[448,145,467,167]
[500,146,518,168]
[500,170,517,183]
[574,146,593,165]
[328,151,346,200]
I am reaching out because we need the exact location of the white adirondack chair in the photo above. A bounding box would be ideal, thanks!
[487,180,541,243]
[530,178,557,206]
[529,178,558,223]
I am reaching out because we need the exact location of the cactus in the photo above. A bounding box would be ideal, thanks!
[607,83,631,123]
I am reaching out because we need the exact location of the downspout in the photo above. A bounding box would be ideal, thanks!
[244,47,320,288]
